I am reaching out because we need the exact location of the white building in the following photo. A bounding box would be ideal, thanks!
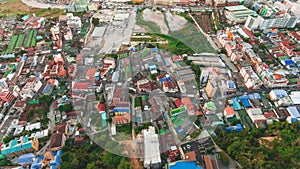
[67,13,82,29]
[240,66,262,89]
[143,126,161,168]
[246,108,266,124]
[245,13,299,30]
[20,77,42,99]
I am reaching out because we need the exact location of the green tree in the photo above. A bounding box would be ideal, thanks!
[118,158,133,169]
[92,18,99,26]
[38,95,52,106]
[103,152,123,168]
[2,135,14,144]
[59,104,73,112]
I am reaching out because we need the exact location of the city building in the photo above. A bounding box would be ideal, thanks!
[0,91,15,103]
[246,108,267,127]
[205,80,218,98]
[224,106,235,118]
[286,106,300,123]
[143,126,161,169]
[1,137,39,158]
[224,5,257,23]
[240,66,262,89]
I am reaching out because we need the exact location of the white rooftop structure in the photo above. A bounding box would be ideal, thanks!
[290,91,300,105]
[91,27,106,39]
[25,122,41,131]
[143,126,161,168]
[286,106,300,123]
[246,108,266,123]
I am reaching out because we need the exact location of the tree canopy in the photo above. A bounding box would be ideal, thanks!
[214,122,300,169]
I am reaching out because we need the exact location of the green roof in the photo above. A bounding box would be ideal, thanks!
[142,95,148,101]
[28,100,39,105]
[279,56,289,60]
[171,106,186,115]
[159,129,166,134]
[204,102,217,111]
[175,119,184,128]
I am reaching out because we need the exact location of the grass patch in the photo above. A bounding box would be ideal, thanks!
[150,33,194,55]
[289,78,300,83]
[134,97,142,107]
[0,0,65,18]
[136,10,161,33]
[169,23,215,53]
[116,123,132,135]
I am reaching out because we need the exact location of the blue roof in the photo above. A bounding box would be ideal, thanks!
[42,83,53,95]
[156,54,162,62]
[248,93,260,100]
[18,153,34,164]
[241,98,251,107]
[150,47,158,51]
[31,156,44,169]
[233,100,242,110]
[22,15,29,20]
[164,58,172,67]
[253,93,261,99]
[101,112,107,120]
[271,89,288,98]
[227,80,235,88]
[136,117,142,123]
[284,59,294,65]
[114,108,129,112]
[170,161,202,169]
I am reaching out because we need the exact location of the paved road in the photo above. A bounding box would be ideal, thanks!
[22,0,66,9]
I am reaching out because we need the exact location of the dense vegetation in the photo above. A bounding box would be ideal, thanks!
[61,142,132,169]
[214,122,300,169]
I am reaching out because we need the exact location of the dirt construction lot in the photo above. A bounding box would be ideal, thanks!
[143,8,169,34]
[165,11,187,32]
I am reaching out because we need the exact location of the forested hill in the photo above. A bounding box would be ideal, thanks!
[214,122,300,169]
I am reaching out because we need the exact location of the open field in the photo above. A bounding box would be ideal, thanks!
[165,11,187,32]
[136,9,214,54]
[0,0,65,18]
[143,9,169,34]
[169,23,215,53]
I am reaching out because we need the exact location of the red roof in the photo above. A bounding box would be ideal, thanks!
[72,82,91,90]
[182,97,193,111]
[174,99,182,108]
[264,112,277,119]
[66,111,77,117]
[242,27,255,39]
[196,111,203,115]
[224,106,235,115]
[98,104,106,112]
[172,55,183,61]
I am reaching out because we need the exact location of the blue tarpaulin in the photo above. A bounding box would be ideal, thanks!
[18,153,34,164]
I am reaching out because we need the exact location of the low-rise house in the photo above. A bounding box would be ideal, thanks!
[286,106,300,123]
[20,77,43,99]
[0,90,15,103]
[224,106,235,118]
[204,102,217,114]
[1,136,39,158]
[240,66,262,89]
[49,132,66,152]
[181,97,195,116]
[246,108,267,128]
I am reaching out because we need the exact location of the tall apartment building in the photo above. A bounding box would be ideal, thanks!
[245,14,299,30]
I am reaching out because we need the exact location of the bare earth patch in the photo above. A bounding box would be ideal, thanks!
[165,11,188,32]
[143,8,169,34]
